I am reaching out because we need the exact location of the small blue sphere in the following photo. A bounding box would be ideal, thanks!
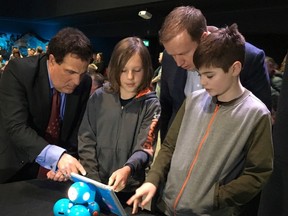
[68,182,91,204]
[88,201,100,214]
[53,198,74,216]
[68,205,90,216]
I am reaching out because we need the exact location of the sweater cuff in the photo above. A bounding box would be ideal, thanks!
[124,163,135,176]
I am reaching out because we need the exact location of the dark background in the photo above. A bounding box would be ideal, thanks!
[0,0,287,68]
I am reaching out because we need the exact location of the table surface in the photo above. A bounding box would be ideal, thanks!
[0,179,155,216]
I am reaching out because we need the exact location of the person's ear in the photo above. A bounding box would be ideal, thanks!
[231,61,242,76]
[48,54,56,65]
[201,31,209,40]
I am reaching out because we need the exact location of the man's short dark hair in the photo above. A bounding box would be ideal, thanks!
[47,27,93,64]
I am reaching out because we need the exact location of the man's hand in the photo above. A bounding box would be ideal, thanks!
[47,153,86,181]
[108,166,131,192]
[47,169,68,181]
[126,182,157,214]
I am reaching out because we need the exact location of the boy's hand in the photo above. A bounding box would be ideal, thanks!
[108,166,131,192]
[126,182,157,214]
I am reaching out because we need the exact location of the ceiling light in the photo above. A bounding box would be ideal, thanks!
[138,10,152,19]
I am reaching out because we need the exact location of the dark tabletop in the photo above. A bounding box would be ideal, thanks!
[0,179,155,216]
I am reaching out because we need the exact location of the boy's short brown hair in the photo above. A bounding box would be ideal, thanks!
[194,23,245,72]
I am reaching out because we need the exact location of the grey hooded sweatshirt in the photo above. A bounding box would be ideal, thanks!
[78,85,161,192]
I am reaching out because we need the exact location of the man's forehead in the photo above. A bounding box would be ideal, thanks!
[165,42,196,56]
[61,56,89,74]
[164,32,198,55]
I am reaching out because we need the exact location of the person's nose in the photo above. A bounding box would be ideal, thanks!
[127,70,134,80]
[174,55,184,67]
[73,74,81,86]
[200,76,206,87]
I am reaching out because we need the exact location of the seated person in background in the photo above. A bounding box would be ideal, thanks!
[151,52,163,98]
[0,55,4,77]
[9,47,22,60]
[27,48,36,57]
[88,63,98,74]
[265,56,283,123]
[93,52,106,75]
[127,24,273,215]
[35,46,43,55]
[78,37,161,201]
[87,64,105,95]
[265,56,283,89]
[279,53,287,75]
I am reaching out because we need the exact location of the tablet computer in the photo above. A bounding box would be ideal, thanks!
[70,172,128,216]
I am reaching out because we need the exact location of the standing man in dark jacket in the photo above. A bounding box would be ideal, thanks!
[0,27,93,183]
[159,6,271,142]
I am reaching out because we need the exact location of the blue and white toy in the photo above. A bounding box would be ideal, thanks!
[68,182,91,204]
[53,198,74,216]
[87,201,100,215]
[53,181,100,216]
[69,204,90,216]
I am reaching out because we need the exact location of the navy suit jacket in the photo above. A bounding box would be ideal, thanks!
[0,54,91,183]
[160,42,272,141]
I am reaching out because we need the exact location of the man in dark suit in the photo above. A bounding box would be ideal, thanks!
[0,27,93,183]
[158,6,272,216]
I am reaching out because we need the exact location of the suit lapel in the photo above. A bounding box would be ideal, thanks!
[33,55,51,131]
